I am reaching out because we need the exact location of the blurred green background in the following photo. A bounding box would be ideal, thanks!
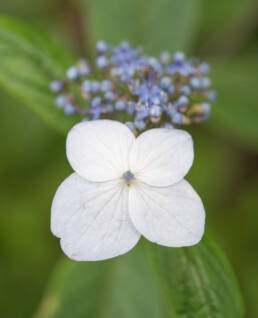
[0,0,258,317]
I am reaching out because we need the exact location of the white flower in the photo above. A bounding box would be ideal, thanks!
[51,120,205,261]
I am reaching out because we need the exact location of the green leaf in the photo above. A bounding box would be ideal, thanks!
[210,57,258,151]
[198,0,246,40]
[34,244,167,318]
[0,15,78,133]
[35,233,244,318]
[146,233,244,317]
[87,0,201,54]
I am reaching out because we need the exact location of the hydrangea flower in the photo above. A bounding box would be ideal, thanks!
[50,41,216,133]
[51,120,205,261]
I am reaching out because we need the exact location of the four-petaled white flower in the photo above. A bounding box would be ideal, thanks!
[51,120,205,261]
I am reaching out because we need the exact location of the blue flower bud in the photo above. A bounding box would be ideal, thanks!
[190,77,200,90]
[91,109,101,119]
[50,41,215,128]
[179,85,191,95]
[166,103,177,117]
[125,121,135,132]
[64,104,76,115]
[91,96,101,108]
[101,80,112,92]
[66,66,79,80]
[173,51,185,63]
[134,120,146,131]
[160,77,172,89]
[177,96,189,107]
[160,92,168,104]
[82,80,92,93]
[115,100,127,111]
[55,95,67,108]
[77,59,90,76]
[160,51,171,64]
[151,96,161,105]
[127,102,136,115]
[200,62,210,74]
[123,170,134,182]
[96,40,108,53]
[171,112,183,125]
[110,67,119,77]
[148,57,161,72]
[104,91,115,101]
[202,102,211,113]
[162,123,174,129]
[120,72,133,83]
[120,41,130,50]
[135,106,149,120]
[167,84,175,94]
[200,77,211,89]
[91,80,100,93]
[50,80,63,93]
[105,104,114,113]
[209,90,217,102]
[96,56,109,69]
[150,105,162,118]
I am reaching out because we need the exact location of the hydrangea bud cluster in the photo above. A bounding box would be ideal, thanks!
[50,41,216,133]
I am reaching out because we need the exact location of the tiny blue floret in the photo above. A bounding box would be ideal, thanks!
[122,171,134,182]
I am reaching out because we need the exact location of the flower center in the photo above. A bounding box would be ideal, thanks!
[122,171,134,184]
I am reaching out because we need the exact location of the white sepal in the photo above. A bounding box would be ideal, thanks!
[129,128,194,187]
[66,120,135,182]
[51,173,140,261]
[128,179,205,247]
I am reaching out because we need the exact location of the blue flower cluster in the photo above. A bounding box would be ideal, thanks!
[50,41,216,133]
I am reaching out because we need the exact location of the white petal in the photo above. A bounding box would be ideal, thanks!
[66,120,135,182]
[128,179,205,247]
[51,173,140,261]
[129,128,194,187]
